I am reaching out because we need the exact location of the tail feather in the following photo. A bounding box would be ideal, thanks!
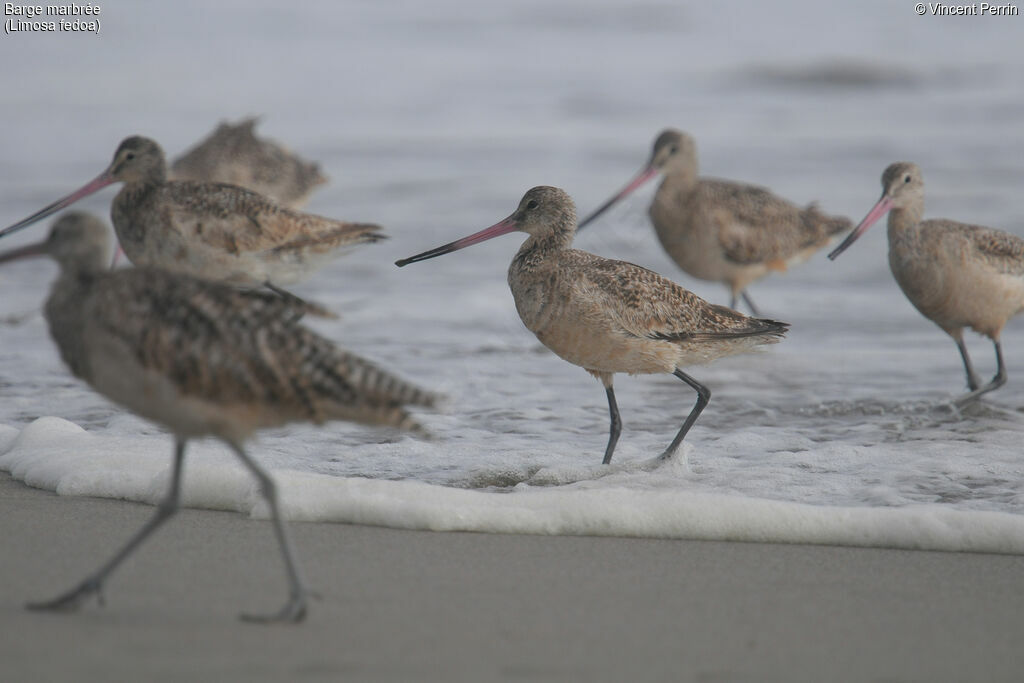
[652,303,789,344]
[313,350,441,432]
[671,318,788,344]
[357,358,440,409]
[304,162,329,188]
[826,215,853,238]
[282,327,440,433]
[801,203,853,242]
[270,222,387,255]
[339,221,388,246]
[392,408,431,437]
[342,404,432,436]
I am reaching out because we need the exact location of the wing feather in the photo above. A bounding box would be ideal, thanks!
[561,251,787,342]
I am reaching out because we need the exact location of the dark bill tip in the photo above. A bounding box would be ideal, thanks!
[577,165,658,232]
[395,241,461,267]
[395,217,520,268]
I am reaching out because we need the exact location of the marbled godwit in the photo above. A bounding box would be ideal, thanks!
[396,186,787,464]
[578,129,852,314]
[0,136,383,292]
[828,162,1024,404]
[0,211,437,623]
[171,118,328,208]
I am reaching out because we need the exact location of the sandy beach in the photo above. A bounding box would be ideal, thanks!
[1,472,1022,682]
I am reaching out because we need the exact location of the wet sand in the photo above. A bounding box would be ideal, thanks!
[2,472,1023,682]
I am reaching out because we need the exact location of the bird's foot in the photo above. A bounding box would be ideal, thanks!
[658,444,687,462]
[654,444,691,473]
[26,578,105,613]
[953,391,981,408]
[239,589,315,624]
[954,382,999,408]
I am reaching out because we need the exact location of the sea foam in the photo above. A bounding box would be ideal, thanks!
[4,416,1024,555]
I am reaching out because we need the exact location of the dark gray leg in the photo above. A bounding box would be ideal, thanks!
[992,340,1008,389]
[227,442,310,624]
[27,439,188,613]
[602,385,622,465]
[955,339,1008,406]
[740,291,762,317]
[955,336,981,391]
[660,369,711,459]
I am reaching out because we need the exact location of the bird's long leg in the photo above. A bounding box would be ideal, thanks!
[954,333,981,392]
[740,291,762,317]
[955,339,1008,406]
[660,369,711,459]
[991,340,1008,389]
[27,439,188,613]
[227,442,310,624]
[602,384,622,465]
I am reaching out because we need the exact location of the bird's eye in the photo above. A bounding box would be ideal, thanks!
[904,175,911,183]
[668,145,678,154]
[526,200,538,210]
[125,152,136,161]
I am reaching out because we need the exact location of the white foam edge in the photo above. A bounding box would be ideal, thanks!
[3,417,1024,555]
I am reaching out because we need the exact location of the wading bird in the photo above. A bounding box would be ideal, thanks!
[171,117,328,208]
[578,129,851,314]
[0,136,383,295]
[397,186,786,464]
[829,162,1024,405]
[1,211,437,622]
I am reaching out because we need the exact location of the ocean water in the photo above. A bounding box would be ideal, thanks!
[2,0,1024,553]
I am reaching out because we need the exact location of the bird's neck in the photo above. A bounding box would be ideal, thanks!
[508,232,572,298]
[124,162,168,191]
[513,229,573,268]
[147,162,168,185]
[118,176,162,203]
[53,264,102,294]
[887,204,924,243]
[135,173,165,192]
[658,163,699,198]
[112,182,160,247]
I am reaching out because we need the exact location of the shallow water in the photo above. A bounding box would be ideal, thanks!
[2,0,1024,551]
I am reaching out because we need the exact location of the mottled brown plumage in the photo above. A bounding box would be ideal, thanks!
[0,136,385,290]
[829,162,1024,404]
[0,211,436,622]
[579,129,851,314]
[56,266,435,437]
[171,117,327,208]
[508,232,786,380]
[398,186,787,464]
